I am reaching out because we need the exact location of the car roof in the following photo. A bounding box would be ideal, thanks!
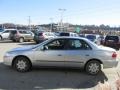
[53,36,86,40]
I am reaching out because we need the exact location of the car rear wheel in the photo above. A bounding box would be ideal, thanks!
[19,38,24,43]
[85,60,101,75]
[13,57,31,72]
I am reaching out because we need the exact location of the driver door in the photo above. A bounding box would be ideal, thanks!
[33,39,67,67]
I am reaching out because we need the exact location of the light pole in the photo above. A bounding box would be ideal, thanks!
[58,8,66,31]
[50,18,53,32]
[28,16,31,30]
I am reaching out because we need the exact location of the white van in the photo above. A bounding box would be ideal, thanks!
[0,29,17,40]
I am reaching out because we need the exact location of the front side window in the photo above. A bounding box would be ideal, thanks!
[45,39,66,50]
[68,39,91,50]
[19,31,27,34]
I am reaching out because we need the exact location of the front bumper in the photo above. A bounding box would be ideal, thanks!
[3,55,14,66]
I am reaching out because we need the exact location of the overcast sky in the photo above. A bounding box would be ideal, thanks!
[0,0,120,26]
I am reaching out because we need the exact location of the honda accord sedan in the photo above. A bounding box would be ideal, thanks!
[3,37,118,75]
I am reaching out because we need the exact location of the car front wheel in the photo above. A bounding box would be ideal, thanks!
[13,57,31,72]
[85,60,101,75]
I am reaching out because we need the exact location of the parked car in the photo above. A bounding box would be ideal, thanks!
[103,35,120,50]
[100,35,106,45]
[0,29,17,40]
[9,30,34,43]
[3,37,118,75]
[0,29,4,33]
[58,32,79,37]
[85,34,101,45]
[34,32,56,43]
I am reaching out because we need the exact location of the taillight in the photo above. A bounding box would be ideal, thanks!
[112,52,117,58]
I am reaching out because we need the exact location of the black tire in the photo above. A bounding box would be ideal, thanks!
[12,39,16,42]
[85,60,101,75]
[19,37,24,43]
[0,36,2,40]
[13,57,31,72]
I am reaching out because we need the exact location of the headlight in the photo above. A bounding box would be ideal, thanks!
[4,52,14,58]
[4,53,12,59]
[4,53,10,57]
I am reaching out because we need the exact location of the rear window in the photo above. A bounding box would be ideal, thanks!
[59,33,70,36]
[105,36,119,42]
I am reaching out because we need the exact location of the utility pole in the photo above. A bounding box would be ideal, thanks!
[58,8,66,31]
[50,18,53,32]
[28,16,31,30]
[15,25,17,30]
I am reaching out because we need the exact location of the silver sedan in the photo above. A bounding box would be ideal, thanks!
[3,37,118,75]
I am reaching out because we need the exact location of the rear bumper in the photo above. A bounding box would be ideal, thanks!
[103,60,118,68]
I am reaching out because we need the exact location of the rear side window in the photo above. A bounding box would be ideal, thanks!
[11,30,17,34]
[105,36,119,42]
[19,31,24,34]
[19,30,27,34]
[67,39,92,50]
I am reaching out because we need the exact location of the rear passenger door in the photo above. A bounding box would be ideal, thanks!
[19,31,32,40]
[25,31,34,39]
[64,39,92,67]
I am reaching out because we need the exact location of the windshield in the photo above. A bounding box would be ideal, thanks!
[105,36,119,42]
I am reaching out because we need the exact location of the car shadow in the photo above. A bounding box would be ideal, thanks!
[0,40,15,43]
[0,63,108,90]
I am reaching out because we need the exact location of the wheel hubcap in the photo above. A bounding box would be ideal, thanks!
[16,60,26,70]
[88,63,99,74]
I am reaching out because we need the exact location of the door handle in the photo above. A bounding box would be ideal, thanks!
[58,54,62,56]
